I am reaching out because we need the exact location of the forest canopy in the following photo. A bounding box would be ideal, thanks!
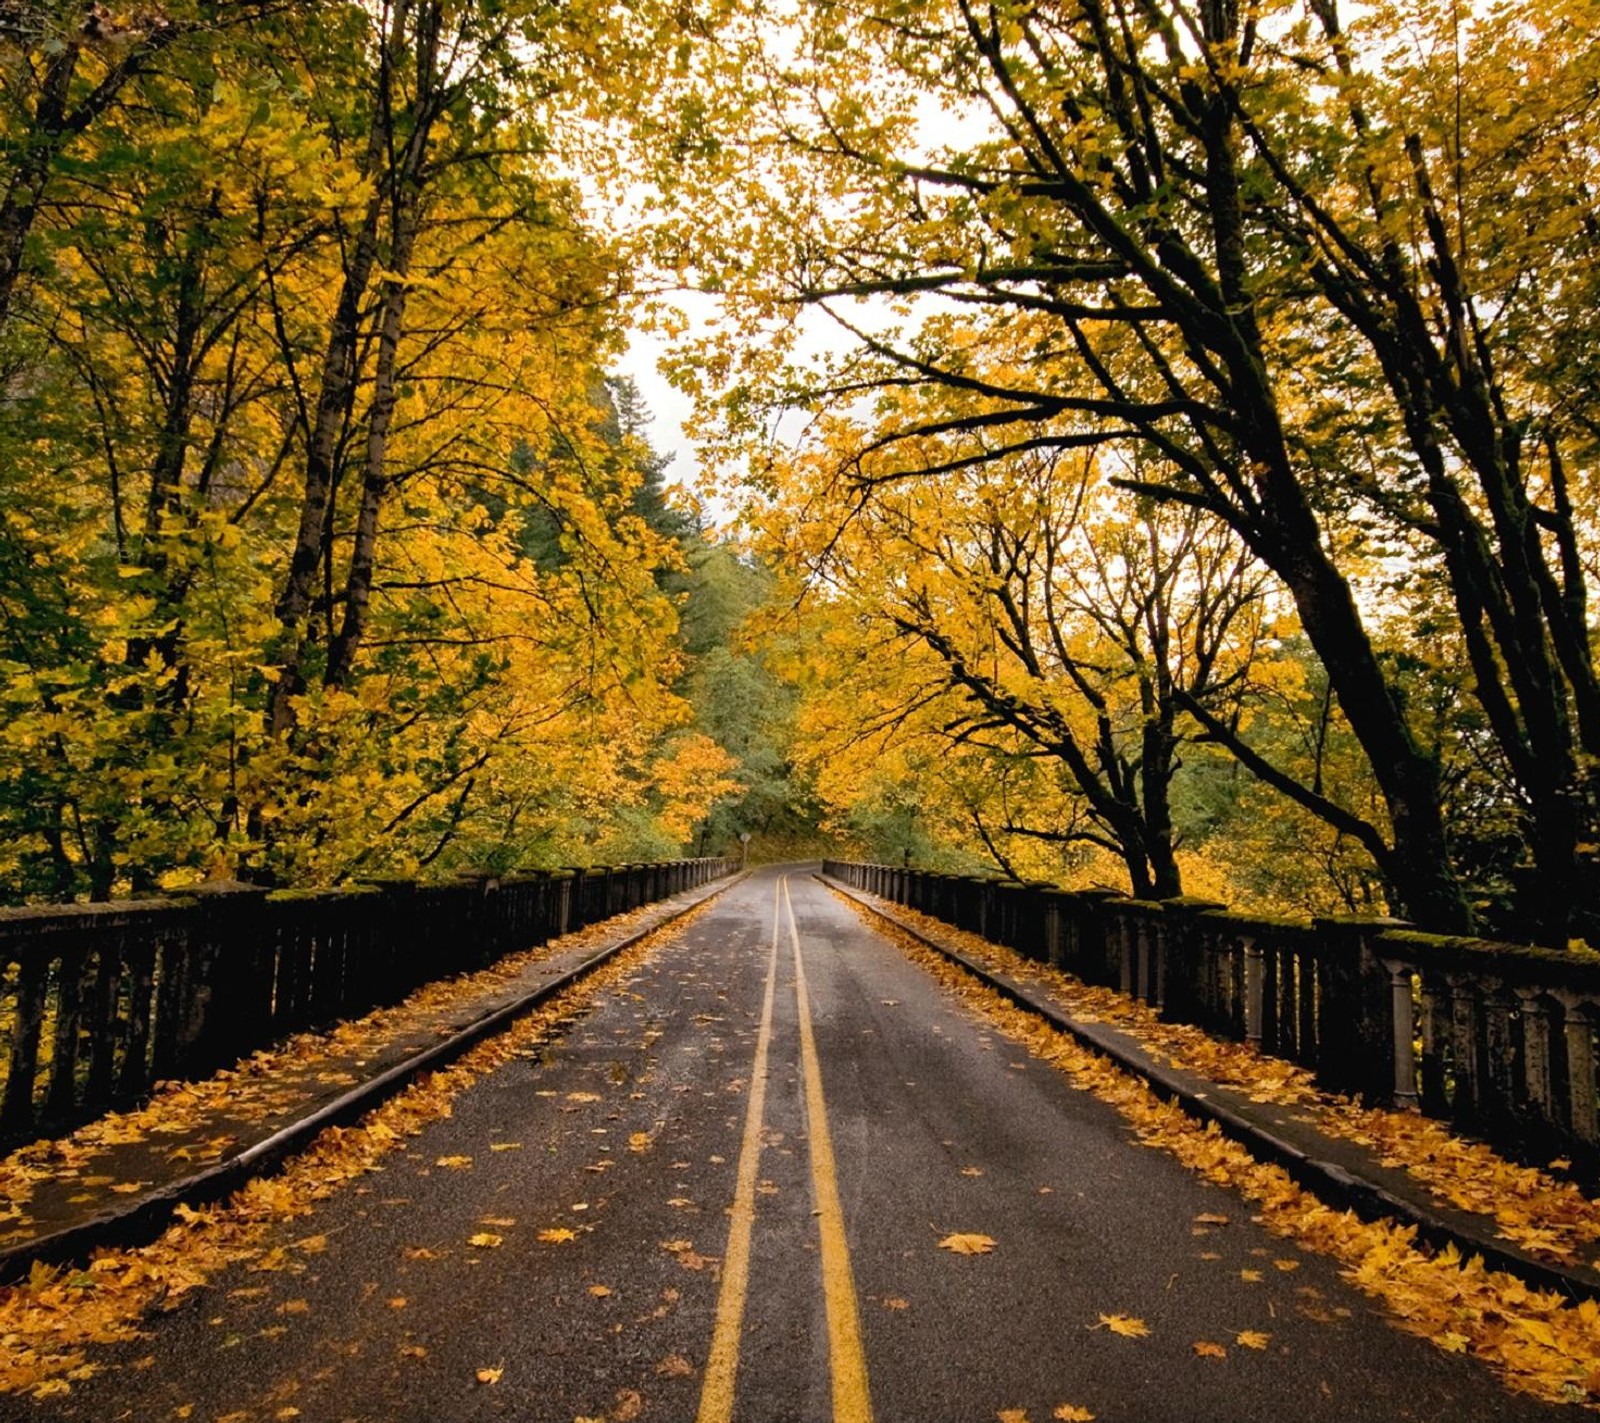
[5,0,1600,950]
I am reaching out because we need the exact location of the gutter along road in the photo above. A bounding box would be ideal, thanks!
[20,867,1569,1422]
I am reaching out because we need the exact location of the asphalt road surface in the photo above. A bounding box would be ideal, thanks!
[16,866,1570,1423]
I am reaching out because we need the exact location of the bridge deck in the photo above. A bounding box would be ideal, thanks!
[13,867,1569,1421]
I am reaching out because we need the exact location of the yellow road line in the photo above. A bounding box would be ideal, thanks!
[784,876,875,1423]
[696,878,782,1423]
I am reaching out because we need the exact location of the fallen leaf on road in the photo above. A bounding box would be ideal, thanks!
[1096,1314,1149,1339]
[476,1366,503,1385]
[481,1216,517,1228]
[490,1142,522,1151]
[435,1156,472,1169]
[295,1234,327,1254]
[660,1239,693,1253]
[997,1410,1030,1422]
[1053,1407,1096,1421]
[629,1132,652,1152]
[613,1389,644,1420]
[655,1354,694,1377]
[883,1297,909,1310]
[960,1167,984,1177]
[567,1092,601,1103]
[404,1246,442,1260]
[938,1233,996,1255]
[388,1297,407,1309]
[1274,1259,1300,1273]
[538,1228,576,1244]
[589,1284,612,1297]
[278,1299,310,1315]
[400,1345,427,1359]
[1236,1331,1270,1350]
[1192,1341,1227,1358]
[1193,1213,1229,1226]
[1239,1269,1263,1283]
[468,1233,503,1249]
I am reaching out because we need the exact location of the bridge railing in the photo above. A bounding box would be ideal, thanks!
[0,857,736,1147]
[822,860,1600,1170]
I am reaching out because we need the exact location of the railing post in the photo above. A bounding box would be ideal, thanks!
[1562,1001,1598,1145]
[1313,916,1409,1103]
[1242,935,1264,1045]
[184,881,273,1077]
[1516,988,1555,1124]
[1387,961,1420,1108]
[1042,890,1065,969]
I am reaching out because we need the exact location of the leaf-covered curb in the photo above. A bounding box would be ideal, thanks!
[858,901,1600,1408]
[0,904,711,1401]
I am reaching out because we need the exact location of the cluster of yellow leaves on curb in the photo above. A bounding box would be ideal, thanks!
[0,905,712,1400]
[850,901,1600,1408]
[878,899,1600,1270]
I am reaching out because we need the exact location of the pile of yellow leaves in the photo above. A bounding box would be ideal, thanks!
[854,901,1600,1407]
[871,898,1600,1270]
[0,904,710,1400]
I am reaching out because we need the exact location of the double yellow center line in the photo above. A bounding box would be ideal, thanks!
[696,876,874,1423]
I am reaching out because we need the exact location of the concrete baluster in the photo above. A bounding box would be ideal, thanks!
[1515,989,1554,1125]
[1563,1000,1598,1145]
[1242,935,1263,1046]
[1387,961,1420,1108]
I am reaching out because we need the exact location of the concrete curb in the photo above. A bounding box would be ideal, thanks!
[822,874,1600,1305]
[1,875,745,1284]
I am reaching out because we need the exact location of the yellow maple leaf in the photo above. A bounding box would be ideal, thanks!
[589,1284,612,1297]
[997,1410,1030,1422]
[1053,1407,1096,1421]
[1240,1269,1263,1283]
[1192,1340,1227,1358]
[1235,1330,1270,1350]
[468,1233,503,1248]
[476,1365,503,1385]
[629,1132,652,1152]
[434,1155,472,1169]
[938,1232,996,1255]
[1096,1314,1150,1338]
[538,1227,577,1244]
